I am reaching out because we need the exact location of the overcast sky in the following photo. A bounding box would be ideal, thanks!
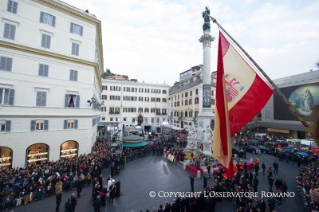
[64,0,319,85]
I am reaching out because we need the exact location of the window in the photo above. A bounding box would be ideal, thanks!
[101,107,106,112]
[40,12,56,27]
[102,95,107,100]
[0,56,13,72]
[110,118,113,121]
[144,108,149,113]
[41,34,51,49]
[156,118,160,124]
[151,108,155,113]
[138,108,143,112]
[211,99,215,105]
[116,86,121,91]
[189,99,192,105]
[151,118,154,124]
[139,97,143,101]
[116,118,119,121]
[156,98,161,102]
[65,94,80,108]
[156,108,161,114]
[31,120,49,131]
[123,108,127,112]
[189,111,193,117]
[182,94,183,98]
[190,91,192,96]
[162,90,167,94]
[195,97,199,104]
[177,101,180,106]
[182,101,183,106]
[115,107,120,113]
[162,109,166,114]
[162,98,167,102]
[36,91,47,107]
[38,64,49,77]
[102,117,105,121]
[109,107,114,113]
[145,97,149,102]
[0,120,11,132]
[3,23,16,40]
[102,86,107,90]
[132,118,136,123]
[64,120,78,129]
[139,88,143,93]
[212,90,214,96]
[185,111,188,117]
[144,118,148,124]
[185,100,188,105]
[116,96,120,100]
[0,88,14,105]
[151,97,155,102]
[110,86,115,91]
[70,23,83,36]
[71,42,80,56]
[185,92,188,97]
[157,89,161,94]
[145,89,150,93]
[69,69,78,81]
[196,89,198,95]
[123,118,127,121]
[195,111,199,117]
[7,0,18,14]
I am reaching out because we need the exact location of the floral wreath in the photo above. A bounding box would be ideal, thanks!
[190,141,195,147]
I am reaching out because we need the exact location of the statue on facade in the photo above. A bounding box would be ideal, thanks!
[188,125,197,138]
[204,125,213,142]
[202,6,211,31]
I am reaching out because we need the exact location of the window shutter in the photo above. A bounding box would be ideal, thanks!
[74,70,78,81]
[4,23,10,39]
[7,1,13,12]
[44,65,49,76]
[41,34,46,48]
[46,35,51,49]
[76,44,79,56]
[41,92,47,107]
[38,64,44,76]
[70,23,73,33]
[36,92,42,106]
[92,119,94,127]
[6,57,12,72]
[64,94,69,107]
[12,2,18,14]
[52,16,56,27]
[74,120,78,129]
[9,24,16,40]
[44,120,49,130]
[5,120,11,132]
[63,120,67,129]
[80,26,83,36]
[8,89,14,106]
[75,95,80,108]
[71,43,75,55]
[40,11,44,23]
[30,120,36,131]
[0,57,6,70]
[69,70,74,80]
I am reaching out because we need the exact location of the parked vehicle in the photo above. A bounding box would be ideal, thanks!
[255,133,267,139]
[286,139,301,146]
[232,148,243,157]
[282,146,299,153]
[270,147,281,155]
[241,146,260,154]
[296,151,309,160]
[257,145,271,154]
[247,140,260,145]
[238,141,249,146]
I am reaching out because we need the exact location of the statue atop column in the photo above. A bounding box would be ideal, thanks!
[202,6,211,31]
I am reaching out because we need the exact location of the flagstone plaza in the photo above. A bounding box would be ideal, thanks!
[12,151,305,212]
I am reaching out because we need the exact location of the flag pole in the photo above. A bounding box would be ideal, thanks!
[210,16,314,136]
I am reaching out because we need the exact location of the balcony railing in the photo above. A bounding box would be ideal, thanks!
[178,116,184,120]
[109,111,120,114]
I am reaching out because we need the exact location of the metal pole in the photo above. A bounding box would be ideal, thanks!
[211,16,314,135]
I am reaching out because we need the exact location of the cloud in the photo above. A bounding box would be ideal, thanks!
[64,0,319,85]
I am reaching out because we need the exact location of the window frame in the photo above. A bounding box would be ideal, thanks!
[3,22,16,40]
[7,0,18,14]
[41,33,51,49]
[70,23,83,36]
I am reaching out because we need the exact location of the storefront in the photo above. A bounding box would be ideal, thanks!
[0,147,12,169]
[60,141,78,159]
[26,143,49,164]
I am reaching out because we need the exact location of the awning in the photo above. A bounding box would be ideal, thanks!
[267,128,290,134]
[122,135,144,141]
[97,122,105,127]
[123,141,148,148]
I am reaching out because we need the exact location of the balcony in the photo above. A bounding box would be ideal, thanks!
[193,117,197,122]
[156,112,167,115]
[109,111,120,114]
[178,116,184,120]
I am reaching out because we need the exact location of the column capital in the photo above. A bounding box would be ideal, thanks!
[199,32,215,47]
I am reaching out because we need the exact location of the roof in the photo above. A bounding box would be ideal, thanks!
[123,141,148,148]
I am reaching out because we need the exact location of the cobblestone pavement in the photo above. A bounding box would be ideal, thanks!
[12,151,306,212]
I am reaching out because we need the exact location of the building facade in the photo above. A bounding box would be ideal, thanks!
[0,0,104,167]
[169,65,216,129]
[260,70,319,139]
[100,79,170,128]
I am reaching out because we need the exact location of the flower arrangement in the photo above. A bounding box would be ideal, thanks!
[190,141,195,147]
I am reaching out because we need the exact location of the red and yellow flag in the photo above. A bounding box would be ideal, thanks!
[213,31,273,177]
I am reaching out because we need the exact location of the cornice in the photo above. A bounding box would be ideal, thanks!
[31,0,104,77]
[0,40,102,91]
[102,79,170,88]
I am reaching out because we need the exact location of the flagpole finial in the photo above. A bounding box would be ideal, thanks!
[210,16,217,23]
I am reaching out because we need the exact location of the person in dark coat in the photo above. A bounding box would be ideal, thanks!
[115,179,121,198]
[93,184,99,201]
[180,197,186,212]
[93,196,102,212]
[203,174,208,188]
[259,197,266,212]
[189,175,194,192]
[171,199,177,212]
[35,186,44,200]
[70,193,77,211]
[98,174,103,192]
[76,179,82,198]
[108,183,115,204]
[267,196,276,212]
[164,201,171,212]
[101,186,107,206]
[204,196,211,212]
[253,175,259,192]
[254,163,259,176]
[56,191,62,212]
[64,198,73,212]
[262,162,266,175]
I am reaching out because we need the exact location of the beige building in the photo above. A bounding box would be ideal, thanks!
[169,65,216,129]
